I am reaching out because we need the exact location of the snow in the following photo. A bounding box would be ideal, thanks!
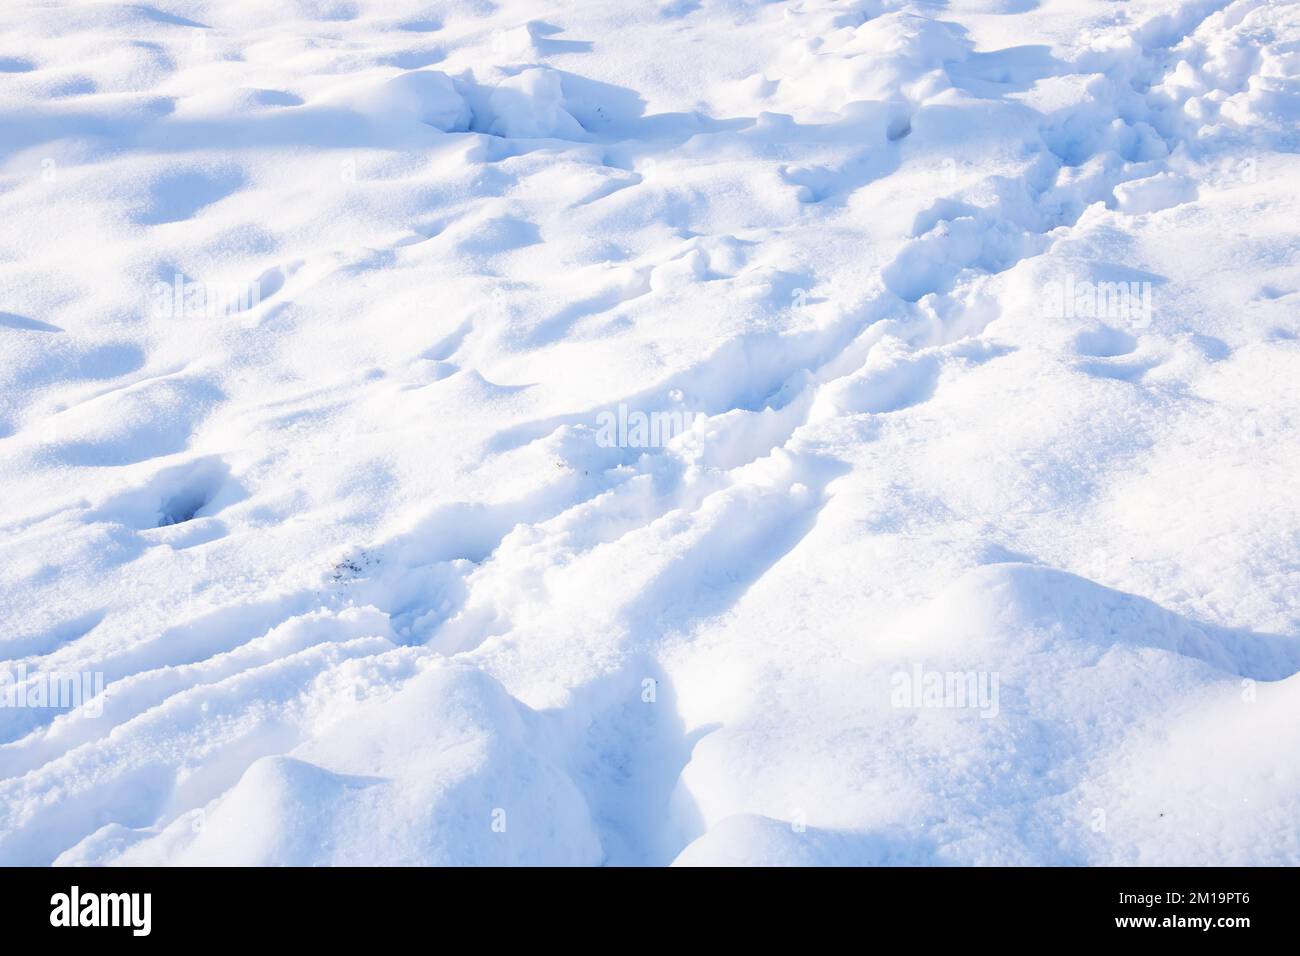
[329,70,472,133]
[485,68,585,139]
[0,0,1297,867]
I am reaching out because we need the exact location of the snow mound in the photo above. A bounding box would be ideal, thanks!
[1113,172,1198,214]
[485,68,585,140]
[62,665,602,866]
[670,564,1300,864]
[326,70,471,132]
[773,11,974,115]
[909,563,1300,681]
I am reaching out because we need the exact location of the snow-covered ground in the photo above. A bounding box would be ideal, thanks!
[1,0,1298,866]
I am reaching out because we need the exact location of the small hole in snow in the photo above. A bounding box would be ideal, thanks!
[159,489,210,526]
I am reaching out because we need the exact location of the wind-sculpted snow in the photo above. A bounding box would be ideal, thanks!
[0,0,1298,866]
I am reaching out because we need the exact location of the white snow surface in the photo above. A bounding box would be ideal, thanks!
[1,0,1299,866]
